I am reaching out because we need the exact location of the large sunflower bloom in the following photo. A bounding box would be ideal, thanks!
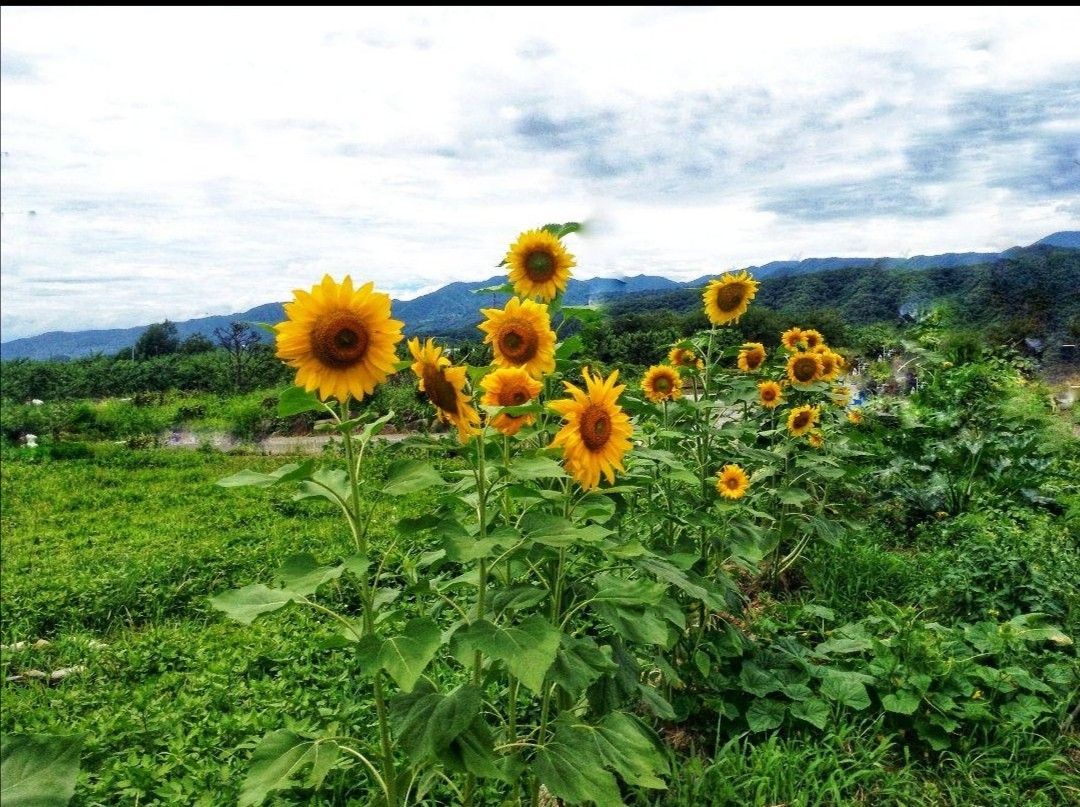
[737,342,767,372]
[669,346,704,370]
[815,350,843,382]
[780,327,805,352]
[478,297,556,378]
[801,329,825,350]
[641,365,682,403]
[549,368,634,490]
[505,229,575,301]
[786,351,823,386]
[758,380,783,409]
[703,270,758,326]
[408,338,480,443]
[787,405,820,437]
[275,275,403,402]
[716,464,750,500]
[480,368,543,436]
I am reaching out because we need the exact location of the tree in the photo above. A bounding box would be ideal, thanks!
[214,322,260,392]
[180,333,215,354]
[134,320,180,359]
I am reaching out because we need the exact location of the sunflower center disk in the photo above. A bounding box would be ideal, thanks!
[727,477,740,490]
[524,250,556,282]
[713,284,746,312]
[793,412,810,429]
[422,367,459,415]
[655,377,671,392]
[312,312,370,368]
[793,358,818,382]
[498,323,539,363]
[580,405,611,451]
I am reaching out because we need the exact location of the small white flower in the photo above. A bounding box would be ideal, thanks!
[24,434,38,447]
[30,399,44,406]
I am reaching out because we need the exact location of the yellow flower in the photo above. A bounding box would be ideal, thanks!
[275,275,404,402]
[505,229,575,301]
[737,342,767,372]
[480,368,543,436]
[831,385,852,407]
[703,270,758,326]
[758,380,783,409]
[787,405,820,437]
[814,349,843,382]
[716,464,750,500]
[786,351,823,386]
[669,346,704,370]
[780,327,805,352]
[801,329,825,350]
[549,368,634,490]
[408,338,481,443]
[478,297,556,379]
[641,365,683,403]
[807,431,825,449]
[847,408,863,425]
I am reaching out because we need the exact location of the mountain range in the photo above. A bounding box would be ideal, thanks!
[2,231,1077,361]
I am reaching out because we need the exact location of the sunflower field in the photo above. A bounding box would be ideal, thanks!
[2,224,1078,806]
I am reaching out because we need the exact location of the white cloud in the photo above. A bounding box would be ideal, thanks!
[2,7,1078,339]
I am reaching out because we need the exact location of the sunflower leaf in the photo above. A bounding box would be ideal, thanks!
[278,386,324,417]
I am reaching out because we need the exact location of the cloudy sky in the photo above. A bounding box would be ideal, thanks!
[2,7,1078,341]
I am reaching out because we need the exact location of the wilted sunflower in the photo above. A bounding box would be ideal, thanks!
[787,405,820,437]
[807,431,825,449]
[478,297,556,378]
[505,229,575,301]
[758,380,783,409]
[480,368,543,436]
[275,275,404,403]
[737,342,767,372]
[642,365,682,403]
[549,368,634,490]
[786,351,823,386]
[703,270,758,326]
[847,408,864,425]
[801,329,825,350]
[780,327,805,352]
[669,346,704,370]
[716,464,750,500]
[408,338,480,443]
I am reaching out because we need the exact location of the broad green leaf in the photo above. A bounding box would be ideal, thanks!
[576,493,617,524]
[1,734,82,807]
[277,386,323,417]
[273,554,344,596]
[550,635,617,698]
[821,670,871,710]
[217,461,315,489]
[776,487,812,506]
[738,662,782,697]
[592,575,667,606]
[638,685,677,719]
[437,716,502,780]
[491,586,548,615]
[534,721,625,807]
[746,699,786,732]
[507,455,567,481]
[522,513,610,547]
[592,602,670,646]
[636,556,728,611]
[881,691,921,715]
[789,698,830,730]
[382,460,446,497]
[451,616,560,692]
[379,618,442,692]
[590,712,669,788]
[294,469,350,505]
[210,584,298,625]
[560,305,604,324]
[389,682,481,763]
[555,335,584,360]
[238,730,339,807]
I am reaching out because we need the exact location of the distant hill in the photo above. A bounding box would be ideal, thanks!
[2,233,1076,360]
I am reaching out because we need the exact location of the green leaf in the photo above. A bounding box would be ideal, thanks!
[379,618,443,692]
[294,469,351,505]
[382,460,446,497]
[746,699,786,732]
[738,662,782,697]
[277,386,324,417]
[590,713,669,788]
[789,698,830,730]
[592,602,670,646]
[273,554,344,596]
[507,455,568,481]
[534,725,624,807]
[238,730,339,807]
[436,716,503,780]
[776,487,812,506]
[217,461,316,489]
[522,513,610,547]
[592,575,667,606]
[882,691,921,715]
[636,556,728,611]
[1,734,82,807]
[210,584,298,625]
[550,635,618,698]
[389,682,481,763]
[473,282,515,295]
[451,616,560,692]
[638,685,677,719]
[555,334,584,360]
[821,670,872,710]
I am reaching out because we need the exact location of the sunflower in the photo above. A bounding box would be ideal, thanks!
[703,270,758,326]
[480,368,543,436]
[408,338,481,443]
[669,346,704,370]
[831,385,852,407]
[801,329,825,350]
[716,464,750,500]
[642,365,682,403]
[847,408,864,425]
[814,349,842,382]
[758,380,783,409]
[478,297,556,378]
[807,431,825,449]
[780,327,805,352]
[787,405,820,437]
[505,229,575,301]
[549,368,634,490]
[786,351,823,386]
[737,342,767,372]
[275,275,404,403]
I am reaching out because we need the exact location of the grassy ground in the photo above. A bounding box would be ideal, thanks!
[2,446,1078,805]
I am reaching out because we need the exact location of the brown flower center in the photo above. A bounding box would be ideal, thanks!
[819,355,836,375]
[497,387,531,418]
[579,403,611,451]
[792,356,819,383]
[713,282,747,313]
[762,387,777,401]
[421,365,459,415]
[497,321,540,364]
[524,249,556,282]
[792,410,811,429]
[805,334,821,348]
[654,375,672,392]
[312,311,370,369]
[743,350,764,370]
[726,476,741,490]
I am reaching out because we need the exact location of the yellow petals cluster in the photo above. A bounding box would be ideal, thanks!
[506,229,575,301]
[408,338,481,443]
[480,368,543,436]
[478,297,557,379]
[737,342,767,372]
[550,369,634,490]
[787,405,820,437]
[716,464,750,500]
[703,271,758,326]
[642,365,682,403]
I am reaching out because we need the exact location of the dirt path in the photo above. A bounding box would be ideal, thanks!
[162,429,410,455]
